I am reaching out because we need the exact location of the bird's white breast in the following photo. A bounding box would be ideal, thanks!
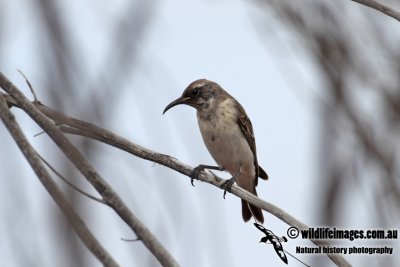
[197,98,255,179]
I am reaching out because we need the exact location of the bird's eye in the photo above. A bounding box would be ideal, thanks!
[192,88,199,96]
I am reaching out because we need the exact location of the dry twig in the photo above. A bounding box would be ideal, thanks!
[37,152,106,204]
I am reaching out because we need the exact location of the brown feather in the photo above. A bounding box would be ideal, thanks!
[249,203,264,224]
[235,101,268,185]
[259,165,269,180]
[248,188,264,223]
[241,199,252,222]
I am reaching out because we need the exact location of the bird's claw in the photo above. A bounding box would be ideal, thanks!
[190,166,204,187]
[191,164,222,187]
[221,177,236,199]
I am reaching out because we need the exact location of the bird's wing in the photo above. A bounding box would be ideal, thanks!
[254,223,268,234]
[236,102,269,183]
[272,240,288,264]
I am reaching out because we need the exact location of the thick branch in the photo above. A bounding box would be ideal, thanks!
[1,91,350,267]
[351,0,400,22]
[0,73,179,267]
[0,94,119,267]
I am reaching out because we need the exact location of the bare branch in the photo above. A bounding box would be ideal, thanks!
[351,0,400,22]
[0,93,350,266]
[0,73,180,267]
[0,94,119,267]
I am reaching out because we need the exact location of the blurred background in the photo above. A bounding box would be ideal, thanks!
[0,0,399,266]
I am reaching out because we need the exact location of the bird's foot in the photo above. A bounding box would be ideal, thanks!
[190,164,221,186]
[221,177,236,199]
[190,166,203,186]
[221,169,240,199]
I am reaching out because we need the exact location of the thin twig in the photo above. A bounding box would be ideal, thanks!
[33,130,46,137]
[351,0,400,22]
[17,69,39,102]
[36,152,107,204]
[0,94,119,267]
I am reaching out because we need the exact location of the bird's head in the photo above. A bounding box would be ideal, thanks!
[163,79,220,114]
[259,237,268,243]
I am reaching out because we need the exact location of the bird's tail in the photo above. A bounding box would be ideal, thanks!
[241,188,264,224]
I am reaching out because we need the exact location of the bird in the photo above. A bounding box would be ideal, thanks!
[163,79,268,224]
[254,223,288,264]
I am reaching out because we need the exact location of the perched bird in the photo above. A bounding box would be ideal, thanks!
[163,79,268,223]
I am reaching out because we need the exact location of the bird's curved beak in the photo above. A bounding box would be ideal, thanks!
[163,96,190,114]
